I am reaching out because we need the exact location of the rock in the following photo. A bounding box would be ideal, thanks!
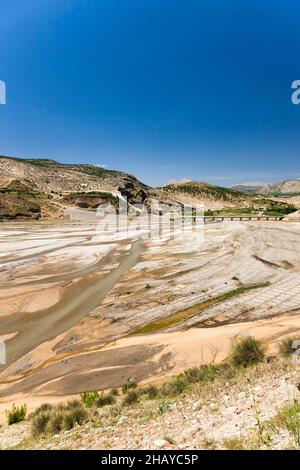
[153,439,169,449]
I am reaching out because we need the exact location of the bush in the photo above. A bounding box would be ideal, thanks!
[95,392,116,407]
[46,412,64,434]
[122,381,137,394]
[161,376,189,396]
[144,384,159,399]
[223,437,246,450]
[157,401,170,414]
[31,412,50,436]
[110,388,120,396]
[66,399,82,409]
[184,364,221,384]
[30,403,53,417]
[80,390,100,408]
[63,407,87,430]
[31,402,88,437]
[122,389,140,406]
[6,404,27,425]
[230,336,265,367]
[278,401,300,448]
[279,337,300,358]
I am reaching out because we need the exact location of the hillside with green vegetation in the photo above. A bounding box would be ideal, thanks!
[163,181,249,202]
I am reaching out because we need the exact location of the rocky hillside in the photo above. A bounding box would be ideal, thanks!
[0,155,148,197]
[1,351,300,450]
[0,155,149,220]
[0,155,297,220]
[233,179,300,196]
[161,181,250,208]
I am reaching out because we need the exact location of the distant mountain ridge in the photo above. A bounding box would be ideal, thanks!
[232,179,300,195]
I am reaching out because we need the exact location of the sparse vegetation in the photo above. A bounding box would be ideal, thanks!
[200,436,218,450]
[30,403,53,416]
[157,401,171,415]
[164,182,249,203]
[95,392,116,407]
[161,376,189,396]
[279,336,300,358]
[4,337,298,450]
[6,404,27,425]
[144,384,159,399]
[222,436,247,450]
[122,389,140,406]
[132,284,269,334]
[31,401,87,437]
[122,381,137,394]
[271,401,300,449]
[80,390,100,408]
[183,364,225,384]
[230,336,265,368]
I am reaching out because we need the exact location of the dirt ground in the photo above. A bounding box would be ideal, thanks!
[0,219,300,421]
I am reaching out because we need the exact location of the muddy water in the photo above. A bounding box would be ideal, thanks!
[1,239,144,368]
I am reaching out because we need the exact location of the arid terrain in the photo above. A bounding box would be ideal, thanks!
[0,156,300,449]
[0,217,300,419]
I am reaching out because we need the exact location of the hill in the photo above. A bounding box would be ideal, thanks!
[0,155,297,220]
[232,179,300,196]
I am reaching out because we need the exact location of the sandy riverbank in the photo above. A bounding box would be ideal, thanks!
[0,220,299,420]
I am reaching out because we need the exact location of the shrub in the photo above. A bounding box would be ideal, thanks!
[66,399,82,409]
[223,437,247,450]
[110,388,119,396]
[63,407,87,430]
[31,412,50,436]
[144,384,159,399]
[6,404,27,425]
[95,392,116,407]
[122,381,137,394]
[161,376,188,396]
[184,364,221,384]
[278,401,300,448]
[157,401,170,414]
[80,390,100,408]
[31,403,53,417]
[230,336,265,367]
[279,337,300,358]
[31,402,88,436]
[46,412,64,434]
[122,389,140,406]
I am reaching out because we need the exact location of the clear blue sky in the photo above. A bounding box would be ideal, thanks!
[1,0,300,187]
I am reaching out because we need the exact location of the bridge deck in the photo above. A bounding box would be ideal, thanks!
[203,215,286,222]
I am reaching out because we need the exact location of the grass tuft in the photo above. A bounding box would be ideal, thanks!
[122,389,140,406]
[230,336,265,368]
[279,336,300,358]
[6,404,27,425]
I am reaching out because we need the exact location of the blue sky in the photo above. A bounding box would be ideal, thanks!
[1,0,300,187]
